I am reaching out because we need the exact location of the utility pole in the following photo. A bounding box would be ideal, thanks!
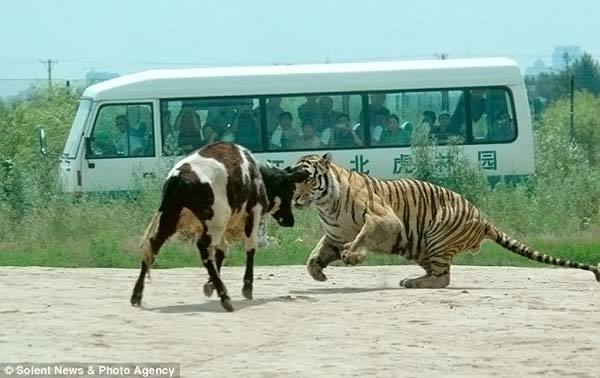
[562,52,575,141]
[570,74,575,141]
[39,59,58,88]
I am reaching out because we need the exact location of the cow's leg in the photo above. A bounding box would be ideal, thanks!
[203,238,227,298]
[197,230,233,312]
[242,209,261,300]
[242,248,256,300]
[131,209,179,306]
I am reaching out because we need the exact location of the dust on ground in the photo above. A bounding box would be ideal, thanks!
[0,265,598,377]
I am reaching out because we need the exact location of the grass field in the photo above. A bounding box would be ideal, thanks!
[1,205,599,269]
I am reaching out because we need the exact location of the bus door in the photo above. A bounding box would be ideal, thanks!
[81,102,158,192]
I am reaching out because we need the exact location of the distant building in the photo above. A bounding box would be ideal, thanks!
[551,45,582,69]
[526,58,550,76]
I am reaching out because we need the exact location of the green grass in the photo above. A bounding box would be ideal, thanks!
[1,203,599,269]
[1,174,599,269]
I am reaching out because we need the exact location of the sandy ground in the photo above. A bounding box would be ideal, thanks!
[0,265,599,378]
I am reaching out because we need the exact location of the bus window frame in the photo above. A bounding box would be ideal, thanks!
[157,85,519,155]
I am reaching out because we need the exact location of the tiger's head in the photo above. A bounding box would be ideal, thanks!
[292,152,333,208]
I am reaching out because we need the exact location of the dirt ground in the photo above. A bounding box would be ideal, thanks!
[0,265,599,378]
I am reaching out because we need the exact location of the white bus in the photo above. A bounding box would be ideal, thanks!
[58,57,534,193]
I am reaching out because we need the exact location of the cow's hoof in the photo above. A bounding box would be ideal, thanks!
[203,281,215,297]
[242,284,253,300]
[130,292,142,307]
[220,296,234,312]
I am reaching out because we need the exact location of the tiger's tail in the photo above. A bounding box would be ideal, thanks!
[485,223,600,282]
[139,211,162,276]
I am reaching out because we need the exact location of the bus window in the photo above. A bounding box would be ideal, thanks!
[88,103,154,158]
[449,88,516,143]
[266,93,363,151]
[161,97,261,155]
[368,90,466,146]
[481,89,516,143]
[360,93,391,145]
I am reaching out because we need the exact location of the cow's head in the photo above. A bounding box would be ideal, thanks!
[259,165,309,227]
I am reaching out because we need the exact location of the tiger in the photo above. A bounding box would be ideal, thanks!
[292,152,600,288]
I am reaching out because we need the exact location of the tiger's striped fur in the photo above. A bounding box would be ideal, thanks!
[293,153,600,288]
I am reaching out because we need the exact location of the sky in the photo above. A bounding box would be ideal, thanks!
[1,0,599,96]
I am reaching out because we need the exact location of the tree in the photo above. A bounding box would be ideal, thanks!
[570,52,600,95]
[526,51,600,105]
[539,91,600,166]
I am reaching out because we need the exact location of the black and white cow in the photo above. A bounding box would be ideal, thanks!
[130,141,308,312]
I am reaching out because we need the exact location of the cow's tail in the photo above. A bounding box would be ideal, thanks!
[139,175,184,278]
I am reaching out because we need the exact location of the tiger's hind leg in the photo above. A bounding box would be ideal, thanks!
[341,212,405,265]
[400,252,453,289]
[306,236,341,282]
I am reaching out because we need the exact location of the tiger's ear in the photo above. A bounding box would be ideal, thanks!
[321,152,332,167]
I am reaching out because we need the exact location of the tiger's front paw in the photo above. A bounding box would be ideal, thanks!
[307,258,328,281]
[341,251,366,266]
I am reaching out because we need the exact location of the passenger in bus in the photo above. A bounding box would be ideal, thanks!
[487,111,514,141]
[201,123,219,145]
[254,97,284,134]
[322,113,364,148]
[162,109,182,155]
[113,114,145,156]
[472,112,489,140]
[270,111,299,150]
[421,110,436,133]
[449,90,486,132]
[220,123,236,143]
[162,109,173,134]
[359,93,390,124]
[315,96,342,133]
[431,111,460,143]
[380,115,412,145]
[369,109,389,145]
[175,103,203,152]
[206,106,236,136]
[234,109,261,151]
[292,120,322,149]
[297,96,319,124]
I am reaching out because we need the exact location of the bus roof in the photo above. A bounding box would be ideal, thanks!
[83,57,523,101]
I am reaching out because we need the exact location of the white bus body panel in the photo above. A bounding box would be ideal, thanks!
[60,58,534,192]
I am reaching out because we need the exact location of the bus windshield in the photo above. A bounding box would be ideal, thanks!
[63,98,92,158]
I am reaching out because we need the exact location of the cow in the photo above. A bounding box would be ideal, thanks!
[130,142,308,312]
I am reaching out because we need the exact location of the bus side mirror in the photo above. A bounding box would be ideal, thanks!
[38,127,48,156]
